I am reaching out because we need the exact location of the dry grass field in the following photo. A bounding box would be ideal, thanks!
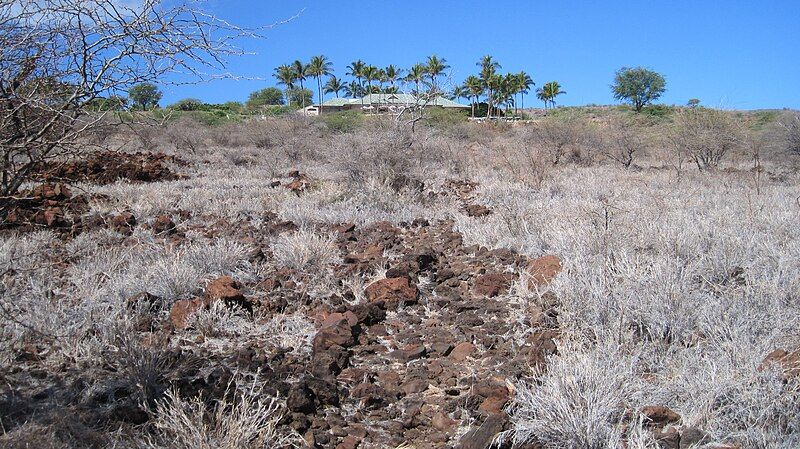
[1,108,799,449]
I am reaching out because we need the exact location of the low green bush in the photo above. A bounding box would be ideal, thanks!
[321,110,364,133]
[424,108,468,128]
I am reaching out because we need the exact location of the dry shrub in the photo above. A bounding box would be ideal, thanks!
[492,140,554,187]
[330,122,420,187]
[600,116,648,169]
[527,113,597,165]
[670,108,743,170]
[271,227,340,271]
[146,373,300,449]
[165,116,208,154]
[132,123,162,152]
[782,113,800,157]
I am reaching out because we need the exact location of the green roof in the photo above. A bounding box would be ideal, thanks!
[321,98,360,107]
[359,93,468,108]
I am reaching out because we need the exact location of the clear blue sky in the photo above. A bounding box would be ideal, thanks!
[162,0,800,110]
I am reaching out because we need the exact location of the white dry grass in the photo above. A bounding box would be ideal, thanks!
[145,373,302,449]
[472,166,800,448]
[0,231,257,364]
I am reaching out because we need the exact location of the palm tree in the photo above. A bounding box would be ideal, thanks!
[384,65,403,90]
[343,80,363,98]
[499,73,516,116]
[273,64,296,105]
[324,75,345,98]
[376,68,387,96]
[537,81,566,109]
[405,63,427,96]
[425,55,449,94]
[452,85,470,107]
[307,55,333,106]
[517,71,534,113]
[362,65,379,107]
[464,75,483,118]
[291,59,308,111]
[485,72,503,118]
[478,55,500,118]
[346,60,366,104]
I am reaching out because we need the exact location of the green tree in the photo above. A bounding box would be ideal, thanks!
[536,81,566,109]
[517,71,534,113]
[273,65,296,106]
[291,60,309,111]
[246,87,284,110]
[384,65,403,89]
[346,60,367,105]
[687,98,700,108]
[611,66,666,112]
[170,98,204,111]
[464,75,484,118]
[89,95,127,111]
[362,65,379,105]
[452,85,469,104]
[128,83,162,110]
[425,55,449,94]
[287,88,313,108]
[307,55,333,106]
[324,76,345,98]
[405,63,427,96]
[343,80,363,98]
[478,55,500,118]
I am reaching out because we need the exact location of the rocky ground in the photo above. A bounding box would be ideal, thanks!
[2,146,798,449]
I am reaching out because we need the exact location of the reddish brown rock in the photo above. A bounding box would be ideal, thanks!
[432,412,457,432]
[527,255,562,287]
[169,297,207,329]
[205,276,242,301]
[449,342,476,362]
[109,212,136,235]
[473,273,513,297]
[389,344,426,363]
[455,413,508,449]
[640,405,681,427]
[335,435,359,449]
[464,204,492,217]
[479,395,509,415]
[313,320,356,353]
[321,311,359,329]
[152,214,176,234]
[758,348,800,379]
[365,277,419,310]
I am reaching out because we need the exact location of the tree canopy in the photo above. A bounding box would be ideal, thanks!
[246,87,285,109]
[612,67,666,112]
[128,83,163,110]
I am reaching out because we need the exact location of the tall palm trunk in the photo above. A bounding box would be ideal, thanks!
[298,78,305,114]
[485,89,491,119]
[317,76,323,109]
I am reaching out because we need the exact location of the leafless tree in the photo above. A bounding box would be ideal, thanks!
[601,117,645,169]
[393,72,454,133]
[530,113,592,166]
[782,113,800,156]
[0,0,278,217]
[669,108,742,171]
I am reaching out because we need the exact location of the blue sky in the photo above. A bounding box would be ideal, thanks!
[162,0,800,110]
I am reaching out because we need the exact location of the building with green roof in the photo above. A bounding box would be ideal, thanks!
[316,93,468,114]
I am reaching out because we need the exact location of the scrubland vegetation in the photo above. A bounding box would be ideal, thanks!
[2,103,800,449]
[2,1,800,448]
